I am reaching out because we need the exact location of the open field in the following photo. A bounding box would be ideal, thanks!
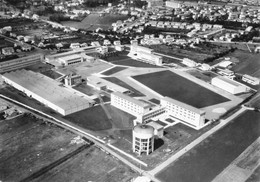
[64,104,135,132]
[150,44,217,63]
[101,66,127,76]
[228,50,260,78]
[156,111,260,182]
[212,137,260,182]
[62,14,129,30]
[33,147,137,182]
[132,70,230,108]
[57,59,112,78]
[103,77,145,97]
[0,114,87,182]
[64,105,112,131]
[112,122,216,169]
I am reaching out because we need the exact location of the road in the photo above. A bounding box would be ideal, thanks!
[148,107,247,176]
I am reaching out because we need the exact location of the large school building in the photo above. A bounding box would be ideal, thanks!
[161,97,206,130]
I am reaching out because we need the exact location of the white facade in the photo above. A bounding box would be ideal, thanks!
[133,125,154,155]
[130,45,163,66]
[182,58,197,67]
[2,70,94,116]
[161,97,206,130]
[0,54,43,73]
[111,92,165,122]
[242,74,260,85]
[211,76,247,94]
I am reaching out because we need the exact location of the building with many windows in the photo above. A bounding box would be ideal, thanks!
[242,74,260,85]
[161,97,206,130]
[111,92,165,123]
[130,45,163,66]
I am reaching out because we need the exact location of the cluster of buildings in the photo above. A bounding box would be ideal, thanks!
[164,1,260,24]
[111,91,207,130]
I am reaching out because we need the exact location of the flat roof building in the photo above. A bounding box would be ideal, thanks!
[242,74,260,85]
[111,92,165,123]
[161,97,206,130]
[211,76,248,94]
[0,54,43,73]
[2,70,94,115]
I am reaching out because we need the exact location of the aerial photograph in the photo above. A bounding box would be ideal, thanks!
[0,0,260,181]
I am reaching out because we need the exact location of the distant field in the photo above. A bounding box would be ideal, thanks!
[101,66,127,76]
[102,77,145,97]
[157,111,260,182]
[62,14,129,30]
[228,50,260,78]
[132,70,229,108]
[105,52,160,68]
[0,114,86,182]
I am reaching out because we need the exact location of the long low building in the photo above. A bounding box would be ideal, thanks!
[161,97,206,130]
[0,54,43,73]
[45,49,95,67]
[211,76,247,94]
[2,70,94,115]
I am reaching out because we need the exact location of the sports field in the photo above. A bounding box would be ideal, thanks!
[156,111,260,182]
[132,70,229,108]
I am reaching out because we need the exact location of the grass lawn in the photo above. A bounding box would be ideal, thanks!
[73,83,96,96]
[157,111,260,182]
[41,70,62,79]
[64,105,112,131]
[102,77,145,97]
[101,66,127,76]
[228,50,260,78]
[132,70,229,108]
